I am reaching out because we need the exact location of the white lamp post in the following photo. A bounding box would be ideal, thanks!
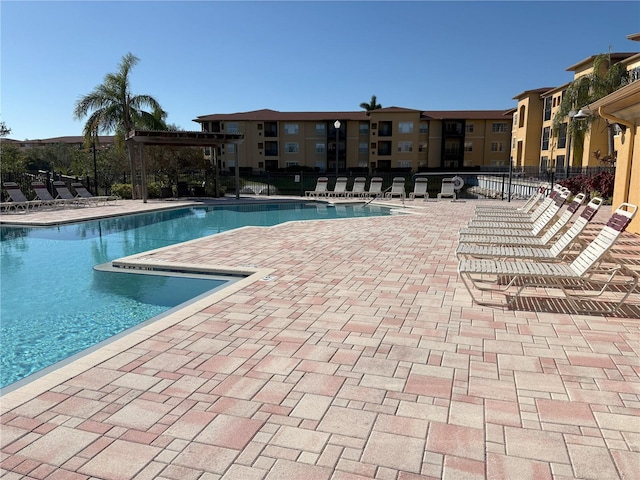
[334,120,341,175]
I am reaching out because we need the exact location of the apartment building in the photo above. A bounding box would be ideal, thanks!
[510,51,638,172]
[510,88,553,170]
[194,108,512,173]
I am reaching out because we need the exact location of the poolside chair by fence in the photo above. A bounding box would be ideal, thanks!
[305,177,329,197]
[472,187,567,222]
[456,196,601,261]
[71,183,120,205]
[437,178,456,201]
[474,183,549,214]
[460,189,569,237]
[458,193,588,246]
[364,177,383,198]
[347,177,366,198]
[385,177,406,199]
[458,202,638,314]
[2,182,41,212]
[328,177,348,197]
[53,181,92,207]
[409,177,429,200]
[32,181,70,209]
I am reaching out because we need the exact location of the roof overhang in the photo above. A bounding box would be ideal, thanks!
[125,130,244,146]
[588,81,640,123]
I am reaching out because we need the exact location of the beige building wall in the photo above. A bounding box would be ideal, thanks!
[197,108,518,174]
[510,89,549,170]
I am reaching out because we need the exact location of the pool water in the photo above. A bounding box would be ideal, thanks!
[0,202,391,389]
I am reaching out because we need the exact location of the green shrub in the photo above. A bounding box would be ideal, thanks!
[146,182,161,199]
[111,183,132,199]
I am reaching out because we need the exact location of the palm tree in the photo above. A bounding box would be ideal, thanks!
[73,52,167,199]
[359,95,382,112]
[553,53,629,166]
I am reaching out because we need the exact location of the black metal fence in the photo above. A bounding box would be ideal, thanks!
[2,165,614,202]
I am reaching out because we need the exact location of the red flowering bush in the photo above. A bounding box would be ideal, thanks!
[559,171,615,200]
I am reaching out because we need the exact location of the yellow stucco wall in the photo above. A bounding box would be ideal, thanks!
[612,123,640,234]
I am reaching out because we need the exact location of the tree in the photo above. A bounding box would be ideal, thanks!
[553,53,629,166]
[73,52,167,199]
[0,121,11,137]
[359,95,382,112]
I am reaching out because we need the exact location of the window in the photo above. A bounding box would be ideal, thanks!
[265,141,278,156]
[558,123,568,148]
[265,122,278,137]
[378,121,392,136]
[556,155,566,170]
[512,137,516,149]
[445,140,460,156]
[359,142,368,154]
[226,122,239,134]
[465,123,474,133]
[518,105,526,127]
[285,161,299,168]
[490,141,505,152]
[284,123,299,135]
[397,160,412,168]
[464,142,473,152]
[397,141,413,152]
[513,113,518,125]
[315,123,326,136]
[540,156,549,172]
[398,122,414,134]
[226,144,236,154]
[359,123,369,135]
[316,143,325,153]
[378,141,392,156]
[419,122,429,134]
[418,143,427,152]
[543,97,552,121]
[541,127,550,150]
[445,121,462,135]
[492,122,508,133]
[284,142,299,153]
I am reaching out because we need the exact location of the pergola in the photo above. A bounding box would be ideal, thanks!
[125,130,245,202]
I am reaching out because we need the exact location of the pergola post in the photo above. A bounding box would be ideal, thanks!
[139,143,147,203]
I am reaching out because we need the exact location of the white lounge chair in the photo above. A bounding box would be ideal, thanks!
[53,181,93,207]
[460,189,569,236]
[437,178,456,201]
[72,182,120,205]
[474,183,550,214]
[364,177,383,198]
[328,177,348,197]
[458,202,638,314]
[347,177,367,198]
[459,193,588,246]
[472,187,568,222]
[456,196,601,261]
[385,177,406,199]
[409,177,429,200]
[32,181,71,209]
[305,177,329,198]
[3,182,41,212]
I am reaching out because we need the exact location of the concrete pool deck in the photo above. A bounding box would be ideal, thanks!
[1,197,639,479]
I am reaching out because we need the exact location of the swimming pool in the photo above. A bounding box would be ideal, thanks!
[0,202,392,389]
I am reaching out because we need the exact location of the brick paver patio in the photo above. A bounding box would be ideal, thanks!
[1,197,639,479]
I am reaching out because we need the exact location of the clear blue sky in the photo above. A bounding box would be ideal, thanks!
[2,1,638,140]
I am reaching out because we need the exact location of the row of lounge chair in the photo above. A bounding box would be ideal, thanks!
[457,184,638,314]
[305,176,457,201]
[1,181,119,213]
